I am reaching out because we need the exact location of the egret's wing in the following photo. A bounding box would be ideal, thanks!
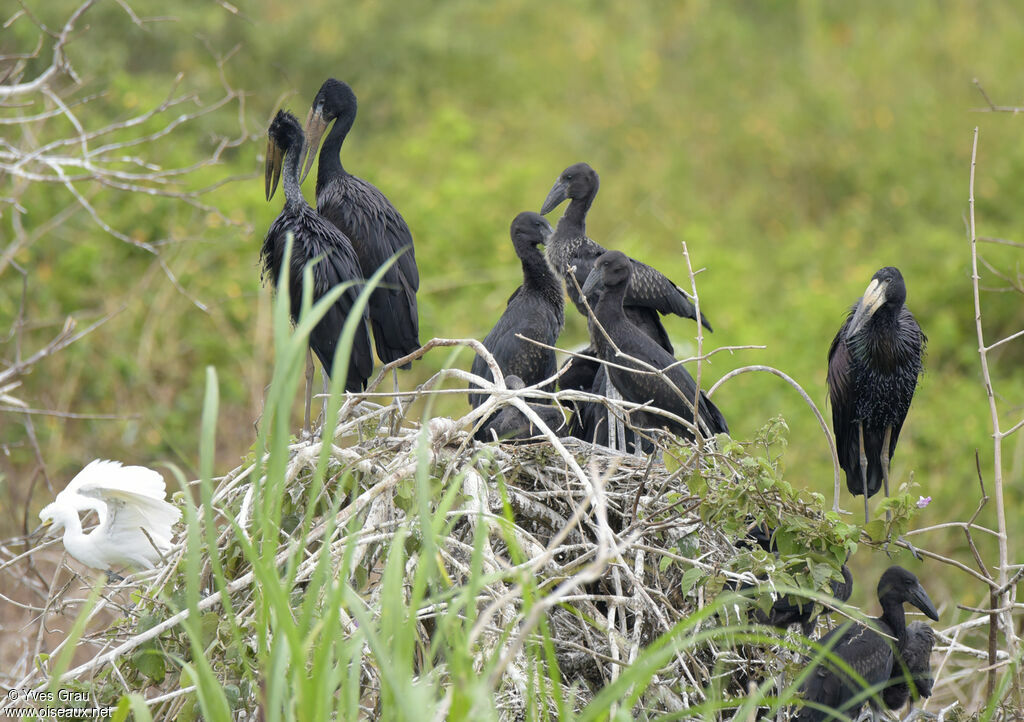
[65,459,168,501]
[76,487,180,547]
[62,459,180,559]
[79,498,167,569]
[79,493,180,569]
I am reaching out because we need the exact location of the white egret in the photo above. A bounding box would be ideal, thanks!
[39,459,180,573]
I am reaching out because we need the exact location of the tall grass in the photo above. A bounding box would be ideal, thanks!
[19,241,949,720]
[149,240,870,720]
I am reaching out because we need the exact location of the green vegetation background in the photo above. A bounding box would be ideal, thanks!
[4,0,1024,619]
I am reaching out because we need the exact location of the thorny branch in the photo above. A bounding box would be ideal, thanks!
[967,124,1023,701]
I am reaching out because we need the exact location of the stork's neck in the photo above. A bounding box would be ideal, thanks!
[282,141,305,208]
[316,114,354,191]
[867,304,901,336]
[879,596,908,647]
[557,193,594,241]
[853,306,910,369]
[592,282,629,352]
[519,244,560,296]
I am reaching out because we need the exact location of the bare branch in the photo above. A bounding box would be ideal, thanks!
[968,125,1022,701]
[0,1,94,101]
[708,365,845,514]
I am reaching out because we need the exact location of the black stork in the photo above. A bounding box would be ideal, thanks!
[739,524,854,636]
[755,565,854,636]
[882,620,936,713]
[477,375,568,442]
[469,212,564,410]
[827,266,925,524]
[580,250,728,441]
[263,110,373,425]
[540,162,713,353]
[795,565,939,722]
[301,78,421,370]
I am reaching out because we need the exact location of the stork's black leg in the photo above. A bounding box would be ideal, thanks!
[880,425,922,560]
[858,423,870,524]
[318,373,329,436]
[303,348,314,438]
[881,425,892,519]
[881,425,892,506]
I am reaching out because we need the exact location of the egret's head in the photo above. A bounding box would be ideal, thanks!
[38,502,68,533]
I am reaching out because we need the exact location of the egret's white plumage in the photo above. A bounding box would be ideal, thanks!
[39,459,180,571]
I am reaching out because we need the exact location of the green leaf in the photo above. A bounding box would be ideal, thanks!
[810,562,834,588]
[680,567,704,596]
[223,684,241,709]
[201,612,221,648]
[131,649,167,684]
[864,520,886,541]
[775,529,798,557]
[111,695,132,722]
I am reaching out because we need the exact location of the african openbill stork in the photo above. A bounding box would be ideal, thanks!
[301,78,421,370]
[580,250,728,442]
[883,620,936,713]
[263,110,373,423]
[827,266,926,524]
[469,212,564,410]
[539,162,713,353]
[794,565,939,722]
[540,162,712,448]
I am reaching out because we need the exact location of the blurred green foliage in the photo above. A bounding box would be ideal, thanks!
[4,0,1024,614]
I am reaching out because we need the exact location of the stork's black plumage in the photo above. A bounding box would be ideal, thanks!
[739,525,854,635]
[301,79,420,369]
[827,267,925,522]
[755,565,854,636]
[795,566,939,722]
[539,162,713,356]
[469,212,564,409]
[558,350,614,444]
[262,110,372,393]
[558,350,602,396]
[564,364,644,451]
[478,375,568,442]
[883,621,936,712]
[581,251,728,440]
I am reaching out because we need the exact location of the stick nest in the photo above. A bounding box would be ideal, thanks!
[8,392,857,720]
